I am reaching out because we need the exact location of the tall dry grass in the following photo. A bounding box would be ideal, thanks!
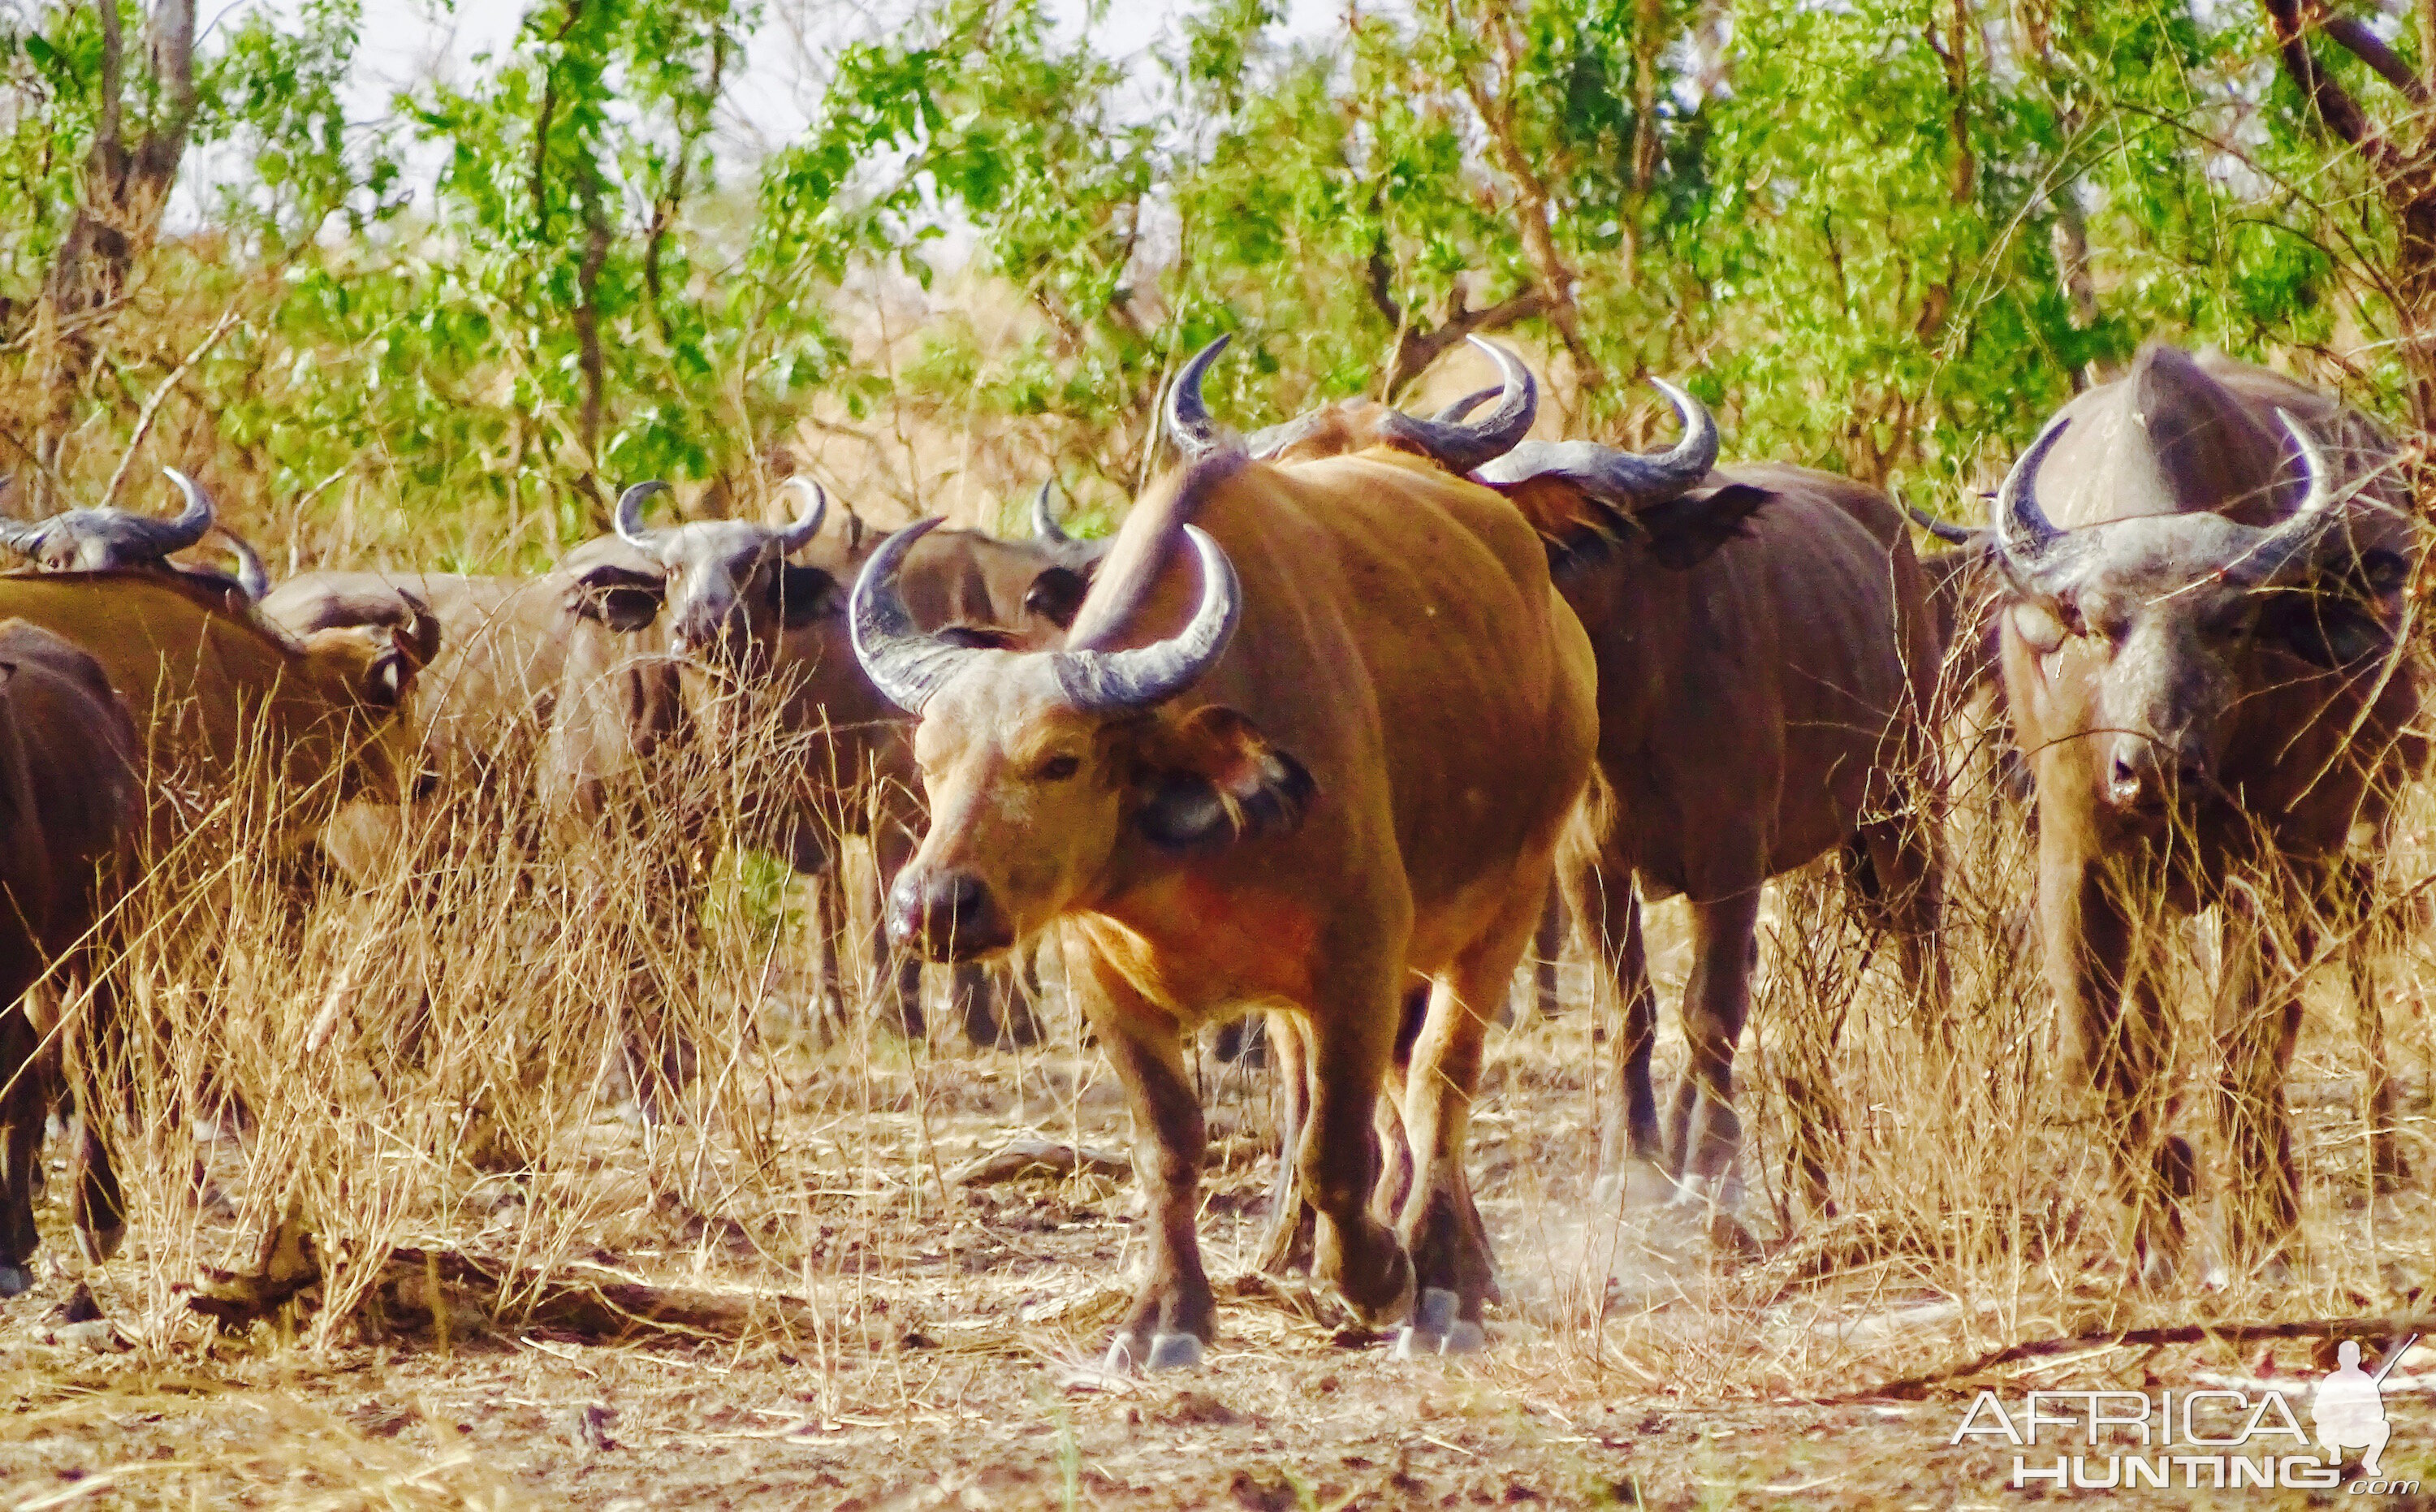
[24,631,2421,1419]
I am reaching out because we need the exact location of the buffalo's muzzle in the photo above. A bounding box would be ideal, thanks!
[2106,743,2208,814]
[887,869,1013,961]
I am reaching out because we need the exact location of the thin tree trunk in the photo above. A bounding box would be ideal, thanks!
[29,0,202,505]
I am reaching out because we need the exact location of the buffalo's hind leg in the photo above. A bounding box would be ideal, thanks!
[1665,890,1763,1225]
[1395,877,1548,1353]
[1253,1011,1315,1277]
[1563,856,1661,1207]
[1068,944,1215,1372]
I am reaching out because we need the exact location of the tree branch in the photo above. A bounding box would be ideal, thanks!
[94,0,123,149]
[2324,14,2429,104]
[100,300,242,507]
[1385,286,1550,395]
[2264,0,2381,152]
[151,0,200,129]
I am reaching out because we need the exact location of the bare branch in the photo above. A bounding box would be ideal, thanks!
[2264,0,2380,152]
[100,300,242,508]
[1385,286,1550,395]
[149,0,200,127]
[93,0,123,148]
[2325,13,2429,103]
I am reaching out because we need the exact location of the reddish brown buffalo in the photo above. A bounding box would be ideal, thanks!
[1990,344,2421,1279]
[1172,351,1945,1232]
[853,347,1596,1365]
[0,623,141,1296]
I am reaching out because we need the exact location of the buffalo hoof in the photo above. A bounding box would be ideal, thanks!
[0,1263,29,1299]
[1101,1330,1206,1374]
[1393,1288,1485,1359]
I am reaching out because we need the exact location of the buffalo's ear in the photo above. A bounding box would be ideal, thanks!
[1023,566,1091,629]
[362,627,429,709]
[1639,482,1771,570]
[566,564,667,632]
[1132,705,1315,853]
[769,562,842,629]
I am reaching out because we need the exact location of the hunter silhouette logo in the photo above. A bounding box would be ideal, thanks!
[2315,1337,2408,1478]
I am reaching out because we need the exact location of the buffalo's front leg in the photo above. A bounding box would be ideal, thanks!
[2215,895,2302,1269]
[2335,859,2408,1190]
[1069,947,1214,1371]
[2044,842,2188,1285]
[1301,956,1415,1331]
[0,999,44,1295]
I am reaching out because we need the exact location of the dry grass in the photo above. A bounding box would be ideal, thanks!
[0,662,2427,1508]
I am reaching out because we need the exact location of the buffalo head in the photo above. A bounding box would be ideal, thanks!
[565,478,837,667]
[1163,334,1537,473]
[849,482,1310,958]
[295,603,443,802]
[0,469,270,599]
[1992,409,2406,816]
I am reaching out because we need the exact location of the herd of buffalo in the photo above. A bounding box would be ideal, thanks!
[0,335,2420,1368]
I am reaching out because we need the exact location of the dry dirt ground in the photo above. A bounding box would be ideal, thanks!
[3,912,2434,1510]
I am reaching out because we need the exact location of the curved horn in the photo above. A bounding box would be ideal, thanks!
[149,468,218,551]
[1374,337,1538,473]
[1030,481,1073,546]
[220,529,270,601]
[1431,385,1502,425]
[615,480,671,548]
[1990,416,2069,556]
[1903,499,1982,546]
[1474,376,1717,509]
[1051,525,1240,713]
[775,477,828,554]
[1987,414,2074,603]
[2237,409,2347,583]
[1165,336,1233,460]
[850,518,979,715]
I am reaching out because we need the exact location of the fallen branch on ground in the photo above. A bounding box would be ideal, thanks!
[183,1206,819,1341]
[949,1136,1130,1186]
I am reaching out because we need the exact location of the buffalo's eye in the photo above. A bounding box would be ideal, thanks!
[1039,754,1082,782]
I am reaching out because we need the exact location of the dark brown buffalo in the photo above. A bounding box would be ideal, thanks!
[1468,387,1948,1220]
[0,623,141,1296]
[853,347,1597,1367]
[1989,343,2421,1280]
